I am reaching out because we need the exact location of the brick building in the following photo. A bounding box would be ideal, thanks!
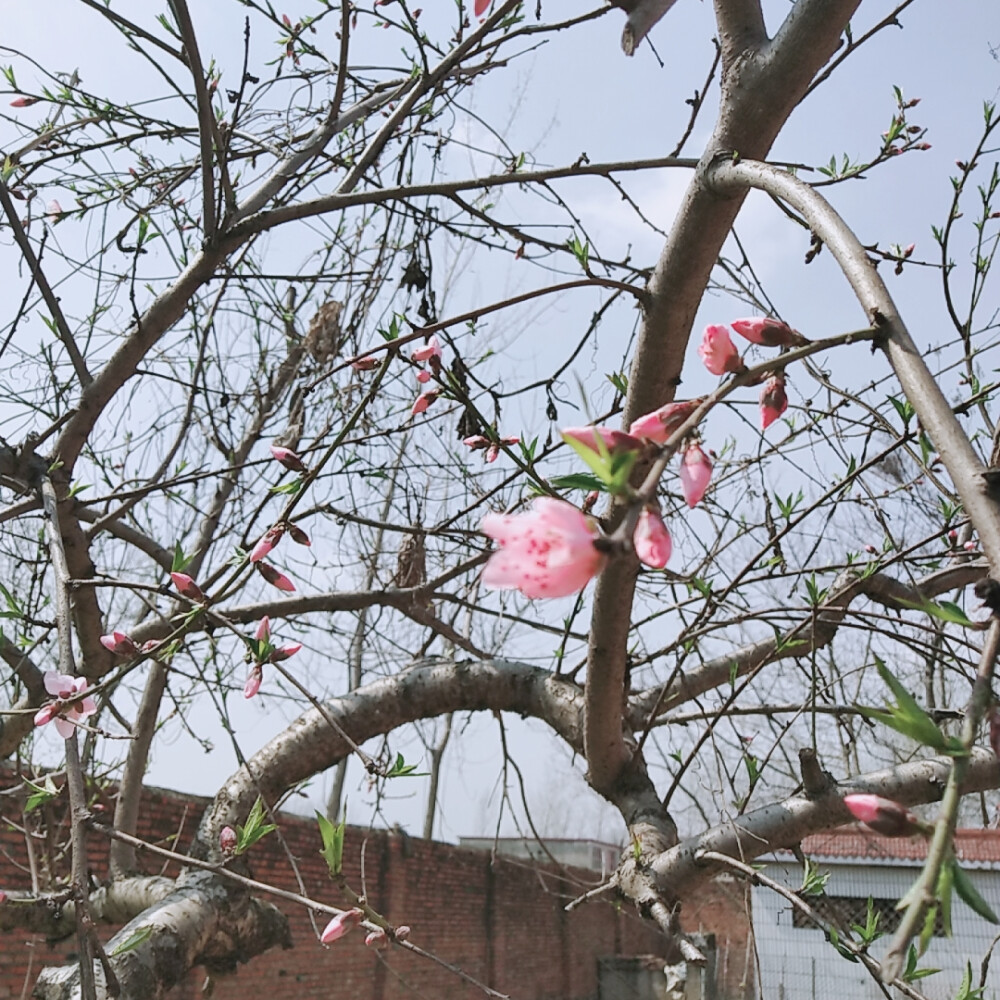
[0,774,749,999]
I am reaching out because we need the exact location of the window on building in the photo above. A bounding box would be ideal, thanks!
[790,895,945,938]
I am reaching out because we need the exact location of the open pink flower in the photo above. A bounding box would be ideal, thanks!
[481,497,604,599]
[561,426,643,455]
[628,398,704,444]
[843,794,923,837]
[411,335,442,363]
[730,316,802,347]
[321,908,364,945]
[633,508,672,569]
[171,572,206,603]
[34,672,98,739]
[250,525,284,563]
[759,375,788,430]
[100,631,137,657]
[270,445,308,473]
[679,442,712,508]
[257,562,296,592]
[697,324,743,376]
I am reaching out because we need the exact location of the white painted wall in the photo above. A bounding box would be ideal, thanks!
[753,859,1000,999]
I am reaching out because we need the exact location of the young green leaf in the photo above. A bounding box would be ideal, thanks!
[316,809,346,876]
[952,861,999,924]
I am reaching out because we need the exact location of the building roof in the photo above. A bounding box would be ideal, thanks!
[779,826,1000,869]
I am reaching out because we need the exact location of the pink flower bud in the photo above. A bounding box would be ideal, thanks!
[255,617,271,642]
[843,794,923,837]
[501,436,520,446]
[250,525,285,563]
[864,544,877,554]
[10,96,40,107]
[759,375,788,430]
[948,529,958,544]
[633,507,672,569]
[287,523,311,547]
[582,490,600,513]
[916,143,931,151]
[257,562,296,592]
[171,572,206,603]
[411,335,442,363]
[964,540,978,552]
[100,631,138,656]
[270,445,308,473]
[416,370,432,384]
[730,317,802,348]
[394,925,410,941]
[45,200,64,222]
[474,0,491,15]
[561,426,643,455]
[486,444,500,463]
[141,639,162,654]
[628,398,704,445]
[320,908,364,944]
[463,435,490,450]
[269,643,302,663]
[244,667,263,699]
[411,392,438,416]
[350,356,379,371]
[679,443,713,508]
[219,826,238,853]
[365,929,389,950]
[903,243,915,258]
[697,324,743,376]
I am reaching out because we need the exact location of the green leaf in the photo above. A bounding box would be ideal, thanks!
[549,473,607,493]
[902,943,941,982]
[953,862,999,924]
[316,810,345,876]
[385,752,428,778]
[234,796,277,855]
[859,657,947,751]
[887,394,915,427]
[23,775,59,813]
[896,596,974,628]
[937,858,955,937]
[171,542,192,573]
[561,431,636,496]
[953,961,986,1000]
[109,925,154,956]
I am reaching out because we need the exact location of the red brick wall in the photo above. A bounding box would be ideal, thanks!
[0,776,675,999]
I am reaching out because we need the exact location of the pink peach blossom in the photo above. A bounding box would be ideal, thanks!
[411,335,442,363]
[257,562,296,592]
[250,525,284,563]
[10,96,40,108]
[628,398,704,445]
[679,443,712,508]
[486,444,500,463]
[350,356,379,371]
[171,572,206,603]
[730,316,801,347]
[843,794,923,837]
[270,445,308,473]
[34,672,98,739]
[100,631,137,656]
[416,370,432,384]
[759,375,788,430]
[320,908,364,944]
[561,426,642,455]
[255,617,271,642]
[697,324,743,376]
[464,435,490,450]
[481,497,604,599]
[633,508,672,569]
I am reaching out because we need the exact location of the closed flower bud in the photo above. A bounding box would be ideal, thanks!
[411,392,438,416]
[416,370,432,384]
[730,317,804,348]
[394,925,410,942]
[679,442,713,508]
[100,631,138,656]
[411,335,442,363]
[270,445,308,473]
[350,356,379,371]
[843,794,924,837]
[365,929,389,950]
[759,375,788,430]
[219,826,238,854]
[269,643,302,663]
[257,562,296,592]
[287,523,311,547]
[320,908,364,944]
[255,616,271,642]
[633,507,672,569]
[250,525,285,563]
[170,572,206,603]
[628,398,704,445]
[697,324,743,376]
[244,666,263,699]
